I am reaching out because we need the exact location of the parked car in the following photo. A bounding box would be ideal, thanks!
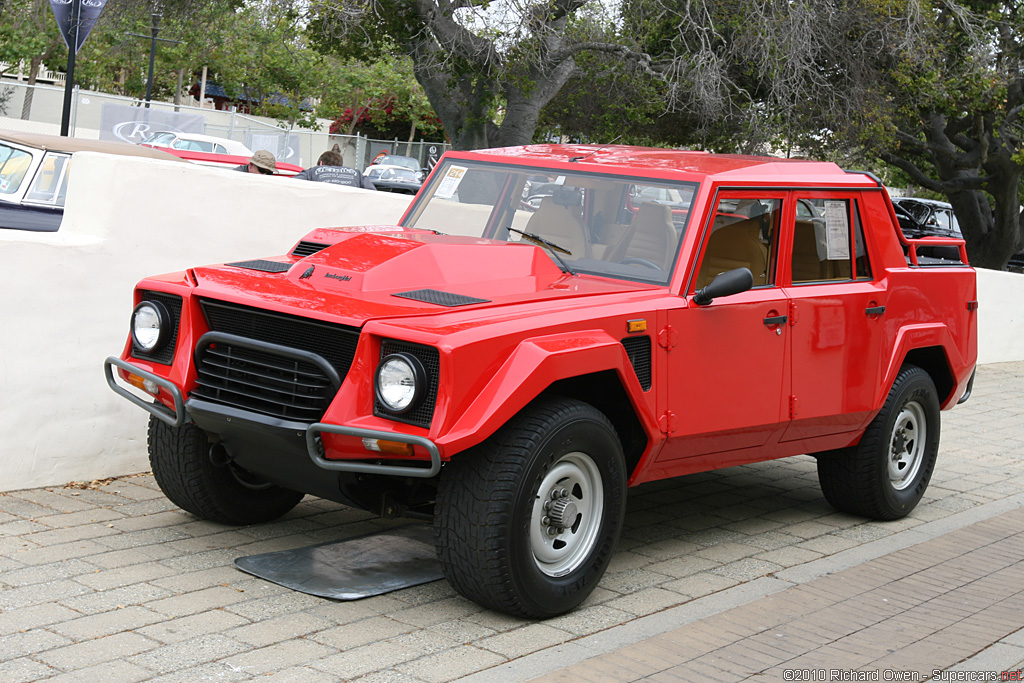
[161,148,303,176]
[891,196,963,262]
[0,130,185,232]
[107,145,977,618]
[141,131,252,157]
[364,154,427,181]
[364,165,422,194]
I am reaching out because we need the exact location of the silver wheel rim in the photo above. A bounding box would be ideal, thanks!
[530,452,604,577]
[888,400,926,491]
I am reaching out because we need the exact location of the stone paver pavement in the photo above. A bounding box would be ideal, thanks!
[1,362,1022,682]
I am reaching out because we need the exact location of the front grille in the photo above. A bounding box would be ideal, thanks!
[193,335,339,422]
[192,300,360,422]
[374,339,439,428]
[130,291,182,365]
[621,336,652,391]
[199,299,358,379]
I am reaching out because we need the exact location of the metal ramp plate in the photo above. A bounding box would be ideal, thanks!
[234,524,443,600]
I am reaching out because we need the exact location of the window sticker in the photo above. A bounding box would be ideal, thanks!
[823,200,851,260]
[435,165,468,199]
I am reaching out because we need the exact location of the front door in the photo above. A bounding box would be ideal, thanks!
[658,191,790,463]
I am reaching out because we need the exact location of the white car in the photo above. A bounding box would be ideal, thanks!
[141,131,252,157]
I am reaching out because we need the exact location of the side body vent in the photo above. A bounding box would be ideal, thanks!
[292,241,331,257]
[621,336,652,391]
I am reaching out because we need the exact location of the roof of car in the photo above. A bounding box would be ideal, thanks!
[892,197,952,209]
[453,144,876,187]
[1,130,186,161]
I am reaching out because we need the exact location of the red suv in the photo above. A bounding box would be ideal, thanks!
[107,145,977,617]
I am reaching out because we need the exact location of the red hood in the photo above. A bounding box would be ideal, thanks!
[189,230,658,326]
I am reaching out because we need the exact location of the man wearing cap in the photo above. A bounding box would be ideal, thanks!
[235,150,277,175]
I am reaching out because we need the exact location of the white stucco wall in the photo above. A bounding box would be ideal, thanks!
[0,153,1020,492]
[1,152,412,492]
[977,267,1024,365]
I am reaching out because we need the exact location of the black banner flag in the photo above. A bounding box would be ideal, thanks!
[49,0,108,54]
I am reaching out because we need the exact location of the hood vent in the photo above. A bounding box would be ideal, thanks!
[292,241,331,257]
[226,260,292,273]
[393,289,491,307]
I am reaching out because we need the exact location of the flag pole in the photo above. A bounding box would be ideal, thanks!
[59,0,81,137]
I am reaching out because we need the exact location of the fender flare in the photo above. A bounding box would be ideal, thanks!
[436,329,660,456]
[881,324,969,408]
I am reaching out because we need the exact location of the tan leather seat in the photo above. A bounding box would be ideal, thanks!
[696,218,769,289]
[606,202,677,269]
[523,196,589,258]
[791,219,850,281]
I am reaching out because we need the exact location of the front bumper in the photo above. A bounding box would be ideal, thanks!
[104,357,441,479]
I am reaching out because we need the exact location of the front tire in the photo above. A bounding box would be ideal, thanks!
[148,416,304,525]
[817,364,940,520]
[434,397,627,618]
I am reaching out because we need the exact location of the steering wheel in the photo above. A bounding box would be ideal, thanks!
[620,257,662,270]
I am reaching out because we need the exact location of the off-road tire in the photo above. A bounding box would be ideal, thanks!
[817,364,940,520]
[148,416,304,525]
[434,397,626,618]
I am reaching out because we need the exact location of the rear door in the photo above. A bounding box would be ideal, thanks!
[779,192,886,442]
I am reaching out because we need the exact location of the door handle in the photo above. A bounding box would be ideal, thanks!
[865,306,886,316]
[763,315,788,326]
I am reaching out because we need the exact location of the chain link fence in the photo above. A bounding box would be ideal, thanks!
[0,79,449,170]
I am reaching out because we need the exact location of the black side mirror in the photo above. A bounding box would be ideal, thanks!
[692,267,754,306]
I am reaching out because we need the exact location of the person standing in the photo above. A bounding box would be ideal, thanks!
[293,150,374,189]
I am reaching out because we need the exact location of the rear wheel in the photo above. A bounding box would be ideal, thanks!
[148,416,303,525]
[434,397,626,618]
[817,365,940,520]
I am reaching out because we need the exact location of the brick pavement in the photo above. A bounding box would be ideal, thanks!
[0,361,1022,682]
[536,506,1024,682]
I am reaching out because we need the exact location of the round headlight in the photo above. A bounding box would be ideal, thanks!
[131,301,169,353]
[375,353,426,413]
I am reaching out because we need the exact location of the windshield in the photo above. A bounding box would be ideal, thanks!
[142,132,177,146]
[378,156,420,171]
[402,159,697,284]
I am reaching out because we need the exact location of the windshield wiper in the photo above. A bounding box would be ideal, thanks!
[507,227,577,276]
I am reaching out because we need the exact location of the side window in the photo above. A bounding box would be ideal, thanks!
[790,198,871,283]
[24,153,70,205]
[695,196,781,290]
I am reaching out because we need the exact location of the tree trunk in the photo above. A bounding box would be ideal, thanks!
[174,69,183,110]
[889,111,1024,270]
[20,56,42,120]
[406,117,417,156]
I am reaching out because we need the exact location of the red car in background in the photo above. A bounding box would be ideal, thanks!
[157,147,304,176]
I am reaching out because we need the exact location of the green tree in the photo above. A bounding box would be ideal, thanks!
[864,1,1024,270]
[0,0,67,119]
[308,0,657,149]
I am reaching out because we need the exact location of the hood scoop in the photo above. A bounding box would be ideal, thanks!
[392,289,491,307]
[292,241,330,257]
[227,260,292,273]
